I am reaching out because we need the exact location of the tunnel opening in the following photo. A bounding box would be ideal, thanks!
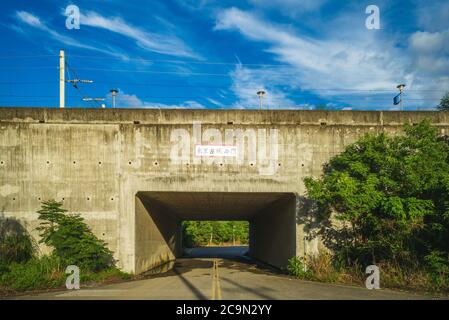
[181,220,250,260]
[135,192,297,275]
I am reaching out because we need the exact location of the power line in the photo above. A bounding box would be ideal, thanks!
[0,79,446,95]
[67,54,290,68]
[0,66,57,70]
[65,61,102,108]
[0,54,58,59]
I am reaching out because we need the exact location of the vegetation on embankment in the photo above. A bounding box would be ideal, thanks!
[182,221,249,247]
[0,200,130,295]
[288,120,449,294]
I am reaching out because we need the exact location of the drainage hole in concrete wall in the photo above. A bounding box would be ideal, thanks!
[134,120,140,124]
[227,121,234,125]
[111,197,114,201]
[0,161,3,165]
[102,233,106,236]
[38,197,41,201]
[13,198,16,201]
[128,161,132,165]
[87,197,90,201]
[99,161,102,165]
[154,161,158,166]
[301,164,305,167]
[321,122,327,126]
[46,161,50,164]
[73,161,76,164]
[278,163,282,166]
[219,163,223,166]
[250,163,254,166]
[62,197,65,201]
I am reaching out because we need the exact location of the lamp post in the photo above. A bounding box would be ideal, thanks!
[397,84,406,111]
[110,89,119,108]
[257,90,266,110]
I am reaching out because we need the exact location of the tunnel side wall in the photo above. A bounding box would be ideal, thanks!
[135,195,182,274]
[249,194,297,269]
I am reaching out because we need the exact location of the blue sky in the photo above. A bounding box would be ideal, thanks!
[0,0,448,110]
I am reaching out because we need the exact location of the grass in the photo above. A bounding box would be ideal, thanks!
[287,252,449,296]
[0,255,131,296]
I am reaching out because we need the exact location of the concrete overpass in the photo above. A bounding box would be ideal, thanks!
[1,108,448,274]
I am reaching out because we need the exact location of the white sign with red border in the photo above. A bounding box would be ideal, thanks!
[194,144,238,158]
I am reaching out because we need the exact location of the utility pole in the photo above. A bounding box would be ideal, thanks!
[59,50,65,109]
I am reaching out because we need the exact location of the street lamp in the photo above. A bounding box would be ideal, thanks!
[257,90,266,110]
[110,89,119,108]
[397,84,406,111]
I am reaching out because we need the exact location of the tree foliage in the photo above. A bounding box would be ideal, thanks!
[182,221,249,247]
[437,92,449,111]
[36,200,115,272]
[0,216,36,266]
[304,120,449,270]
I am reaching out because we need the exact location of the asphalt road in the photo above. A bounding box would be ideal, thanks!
[9,247,438,300]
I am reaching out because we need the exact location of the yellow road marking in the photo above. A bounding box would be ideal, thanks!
[211,259,222,300]
[211,260,216,300]
[216,259,222,300]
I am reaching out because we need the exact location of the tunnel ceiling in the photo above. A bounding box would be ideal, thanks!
[138,192,293,220]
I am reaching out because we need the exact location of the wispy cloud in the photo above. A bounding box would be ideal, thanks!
[215,8,407,91]
[80,11,200,59]
[108,89,205,109]
[249,0,328,16]
[14,11,128,59]
[214,7,445,109]
[229,63,296,109]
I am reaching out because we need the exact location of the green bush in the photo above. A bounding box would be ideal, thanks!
[0,216,36,266]
[36,200,115,272]
[287,256,314,279]
[304,120,449,270]
[424,251,449,288]
[0,256,64,291]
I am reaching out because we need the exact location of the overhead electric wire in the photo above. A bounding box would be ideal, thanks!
[0,52,444,109]
[65,60,103,108]
[67,54,290,68]
[0,54,58,59]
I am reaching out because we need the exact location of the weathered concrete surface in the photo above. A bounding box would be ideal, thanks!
[1,108,448,273]
[249,194,297,268]
[135,194,182,273]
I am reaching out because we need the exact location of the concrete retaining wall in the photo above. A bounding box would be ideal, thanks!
[1,108,448,273]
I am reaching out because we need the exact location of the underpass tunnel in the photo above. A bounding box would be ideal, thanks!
[135,192,298,274]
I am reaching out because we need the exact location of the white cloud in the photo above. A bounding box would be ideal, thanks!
[14,11,128,59]
[249,0,328,16]
[409,30,449,74]
[229,64,296,109]
[206,98,222,107]
[215,8,407,92]
[80,11,199,59]
[109,89,206,109]
[16,11,43,28]
[215,7,447,109]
